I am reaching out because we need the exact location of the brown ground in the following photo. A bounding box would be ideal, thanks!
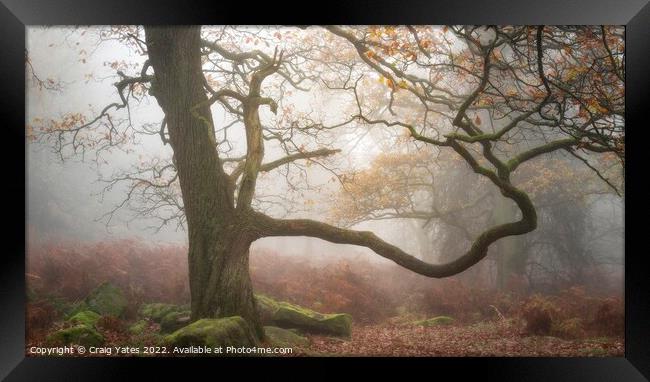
[298,321,624,357]
[26,320,623,357]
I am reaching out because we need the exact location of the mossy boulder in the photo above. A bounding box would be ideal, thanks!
[256,294,281,323]
[68,310,101,327]
[128,320,165,348]
[164,317,257,348]
[139,303,183,323]
[46,325,104,347]
[414,316,455,327]
[255,294,352,337]
[264,326,309,348]
[85,282,128,317]
[128,319,149,335]
[65,301,91,319]
[160,311,191,334]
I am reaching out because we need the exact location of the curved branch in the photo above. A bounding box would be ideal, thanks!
[507,137,577,172]
[252,179,536,277]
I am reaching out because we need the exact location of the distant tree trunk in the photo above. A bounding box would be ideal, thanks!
[492,194,526,291]
[410,220,434,262]
[144,26,262,338]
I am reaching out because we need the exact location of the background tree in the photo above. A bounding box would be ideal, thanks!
[331,138,622,291]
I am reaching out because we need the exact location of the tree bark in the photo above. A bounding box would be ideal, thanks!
[144,26,262,339]
[491,193,526,290]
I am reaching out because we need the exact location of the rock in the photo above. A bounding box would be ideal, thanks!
[68,310,101,327]
[85,282,128,317]
[128,320,149,335]
[65,301,91,319]
[413,316,455,327]
[46,325,104,347]
[128,320,166,348]
[256,294,280,323]
[273,306,352,337]
[138,303,190,333]
[139,303,182,323]
[160,311,191,334]
[164,317,258,348]
[255,294,352,337]
[264,326,309,348]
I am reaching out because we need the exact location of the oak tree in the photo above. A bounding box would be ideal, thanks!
[30,25,624,339]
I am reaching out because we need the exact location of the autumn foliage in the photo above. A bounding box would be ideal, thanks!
[27,239,623,341]
[27,239,190,313]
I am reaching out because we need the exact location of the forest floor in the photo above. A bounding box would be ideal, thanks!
[27,319,624,357]
[299,321,624,357]
[25,242,625,358]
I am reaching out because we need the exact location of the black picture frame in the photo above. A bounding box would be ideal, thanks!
[1,0,648,380]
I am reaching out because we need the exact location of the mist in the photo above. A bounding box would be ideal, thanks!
[25,25,625,357]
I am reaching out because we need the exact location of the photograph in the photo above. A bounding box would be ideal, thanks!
[23,25,627,358]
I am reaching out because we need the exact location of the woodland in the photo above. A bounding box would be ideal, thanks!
[26,25,624,356]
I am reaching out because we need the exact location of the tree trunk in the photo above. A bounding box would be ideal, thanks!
[492,194,526,291]
[410,220,434,262]
[188,230,262,338]
[144,26,263,339]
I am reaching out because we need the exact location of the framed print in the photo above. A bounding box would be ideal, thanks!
[1,0,648,380]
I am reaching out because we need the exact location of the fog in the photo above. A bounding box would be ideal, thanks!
[26,26,624,290]
[27,27,430,263]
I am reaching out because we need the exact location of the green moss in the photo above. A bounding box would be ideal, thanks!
[255,294,278,323]
[164,317,257,348]
[139,303,182,323]
[68,310,101,327]
[65,301,91,319]
[85,282,128,317]
[274,305,352,337]
[46,325,104,347]
[128,320,165,348]
[264,326,309,348]
[414,316,455,327]
[160,311,191,334]
[552,318,586,339]
[255,294,352,337]
[128,320,149,335]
